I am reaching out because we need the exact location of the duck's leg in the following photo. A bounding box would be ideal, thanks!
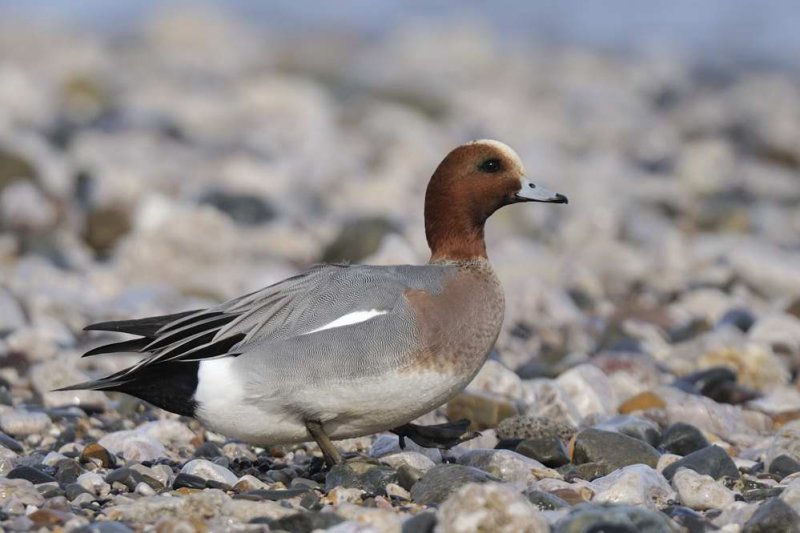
[306,420,343,466]
[390,419,478,449]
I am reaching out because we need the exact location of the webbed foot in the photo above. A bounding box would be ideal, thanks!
[390,419,479,449]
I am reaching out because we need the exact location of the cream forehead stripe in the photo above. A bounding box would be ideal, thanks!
[468,139,526,173]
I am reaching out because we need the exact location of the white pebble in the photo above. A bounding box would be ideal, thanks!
[672,468,736,510]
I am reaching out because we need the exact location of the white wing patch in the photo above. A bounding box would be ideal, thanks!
[302,309,388,336]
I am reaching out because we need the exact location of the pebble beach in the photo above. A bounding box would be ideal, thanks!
[2,8,800,533]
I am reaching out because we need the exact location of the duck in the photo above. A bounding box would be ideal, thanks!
[62,139,567,465]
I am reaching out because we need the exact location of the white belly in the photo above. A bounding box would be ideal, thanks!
[194,358,470,445]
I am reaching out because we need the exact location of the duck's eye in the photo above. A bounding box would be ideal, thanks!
[478,158,502,173]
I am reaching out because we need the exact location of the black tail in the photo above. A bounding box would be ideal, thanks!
[63,308,241,417]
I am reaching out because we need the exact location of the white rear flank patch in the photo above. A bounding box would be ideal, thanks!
[302,309,388,335]
[195,357,242,413]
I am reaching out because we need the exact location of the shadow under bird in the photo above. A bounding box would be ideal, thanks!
[61,139,568,466]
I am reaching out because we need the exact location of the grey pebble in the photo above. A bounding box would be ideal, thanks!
[742,497,800,533]
[410,464,497,505]
[572,428,661,470]
[662,445,740,481]
[324,461,397,494]
[661,422,710,456]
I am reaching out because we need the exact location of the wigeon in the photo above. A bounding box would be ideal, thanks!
[62,139,567,465]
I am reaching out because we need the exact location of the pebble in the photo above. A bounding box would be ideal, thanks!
[672,468,736,510]
[180,458,238,487]
[660,422,710,456]
[79,442,115,468]
[742,497,800,533]
[6,465,57,484]
[662,445,740,481]
[496,415,577,441]
[556,364,619,417]
[457,449,557,484]
[591,464,676,510]
[98,431,168,462]
[410,464,497,505]
[378,451,436,473]
[445,390,517,430]
[370,434,442,463]
[325,460,398,494]
[437,483,549,533]
[618,391,667,414]
[593,415,661,447]
[77,472,111,497]
[769,455,800,479]
[516,435,570,467]
[554,503,679,533]
[572,428,660,469]
[0,410,51,437]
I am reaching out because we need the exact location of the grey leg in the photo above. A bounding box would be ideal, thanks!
[306,420,343,466]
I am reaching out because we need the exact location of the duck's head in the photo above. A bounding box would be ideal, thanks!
[425,139,567,262]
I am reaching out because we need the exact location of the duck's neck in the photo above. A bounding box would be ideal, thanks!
[425,201,489,263]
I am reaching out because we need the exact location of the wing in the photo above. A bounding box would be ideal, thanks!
[62,263,455,393]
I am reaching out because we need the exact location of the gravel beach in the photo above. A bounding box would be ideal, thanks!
[2,9,800,533]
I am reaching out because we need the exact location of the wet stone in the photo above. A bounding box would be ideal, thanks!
[36,482,64,499]
[397,464,424,491]
[768,454,800,479]
[80,442,115,468]
[742,497,800,533]
[560,462,613,482]
[106,468,142,491]
[661,423,710,456]
[6,465,57,484]
[192,441,223,459]
[554,503,679,533]
[55,459,85,485]
[743,487,784,503]
[235,488,310,501]
[717,308,757,332]
[662,445,740,481]
[325,461,398,495]
[65,483,91,501]
[663,505,719,533]
[171,473,206,490]
[516,436,570,467]
[402,511,437,533]
[0,431,23,452]
[410,464,496,505]
[572,428,660,469]
[261,511,345,532]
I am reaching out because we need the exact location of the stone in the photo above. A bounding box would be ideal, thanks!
[325,461,398,495]
[436,483,549,533]
[370,434,442,464]
[55,459,85,485]
[457,449,557,484]
[496,415,576,441]
[402,511,437,533]
[77,472,111,497]
[591,465,676,510]
[718,308,757,332]
[106,488,294,522]
[743,497,800,533]
[526,490,570,510]
[378,451,436,473]
[661,423,710,456]
[172,473,206,490]
[594,415,661,447]
[192,441,222,458]
[572,428,660,469]
[466,360,524,399]
[267,511,346,532]
[0,477,45,507]
[233,474,271,493]
[766,420,800,470]
[445,391,517,431]
[6,465,57,484]
[65,483,91,501]
[180,459,238,487]
[80,442,115,468]
[662,445,740,481]
[554,503,679,533]
[98,431,168,462]
[519,380,583,427]
[556,364,619,417]
[672,468,736,510]
[410,464,497,505]
[199,189,276,226]
[106,467,143,492]
[769,455,800,479]
[516,436,570,467]
[0,431,23,452]
[0,410,51,436]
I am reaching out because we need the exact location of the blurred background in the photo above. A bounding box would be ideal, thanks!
[1,1,799,390]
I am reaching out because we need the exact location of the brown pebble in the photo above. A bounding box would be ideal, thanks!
[446,391,517,431]
[80,442,114,468]
[28,509,71,527]
[618,391,666,414]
